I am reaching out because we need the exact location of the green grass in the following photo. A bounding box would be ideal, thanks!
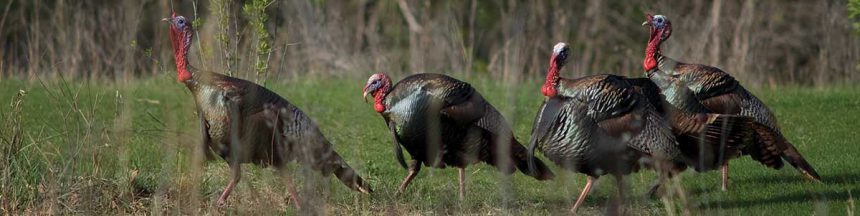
[1,75,858,215]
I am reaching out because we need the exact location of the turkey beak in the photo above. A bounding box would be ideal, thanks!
[362,91,369,103]
[642,21,650,26]
[362,87,370,103]
[162,17,172,22]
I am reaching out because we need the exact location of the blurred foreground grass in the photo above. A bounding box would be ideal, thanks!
[0,75,858,215]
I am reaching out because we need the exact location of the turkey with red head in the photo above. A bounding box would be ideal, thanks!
[529,42,755,212]
[162,12,371,207]
[362,73,555,200]
[641,14,821,190]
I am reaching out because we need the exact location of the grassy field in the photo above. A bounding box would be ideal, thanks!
[1,75,858,215]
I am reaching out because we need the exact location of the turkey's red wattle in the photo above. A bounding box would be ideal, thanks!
[542,57,561,97]
[643,28,662,72]
[169,26,193,82]
[373,83,390,113]
[541,85,556,97]
[373,103,385,113]
[643,50,658,72]
[174,43,192,82]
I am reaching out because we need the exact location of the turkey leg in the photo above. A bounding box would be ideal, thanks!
[277,169,302,209]
[647,175,664,198]
[611,175,626,215]
[571,176,595,213]
[217,164,242,206]
[396,160,422,195]
[720,161,729,191]
[458,167,466,201]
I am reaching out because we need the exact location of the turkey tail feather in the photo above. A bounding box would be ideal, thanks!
[511,139,554,180]
[677,114,754,171]
[702,114,755,152]
[303,142,373,193]
[387,121,408,169]
[750,123,822,182]
[328,152,373,193]
[527,137,539,178]
[746,123,784,169]
[528,97,563,175]
[779,139,822,182]
[268,105,373,194]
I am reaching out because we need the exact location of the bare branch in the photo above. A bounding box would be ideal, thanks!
[398,0,423,33]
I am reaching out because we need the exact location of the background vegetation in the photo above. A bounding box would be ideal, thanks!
[1,0,859,215]
[1,0,859,85]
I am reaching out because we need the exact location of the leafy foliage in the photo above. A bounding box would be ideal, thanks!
[243,0,274,83]
[210,0,237,76]
[850,0,860,32]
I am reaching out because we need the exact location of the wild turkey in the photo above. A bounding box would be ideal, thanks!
[627,75,755,196]
[529,43,754,212]
[641,14,822,190]
[362,73,555,200]
[163,12,371,207]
